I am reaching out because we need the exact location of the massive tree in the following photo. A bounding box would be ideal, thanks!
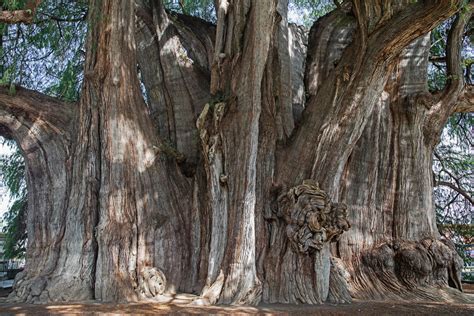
[0,0,472,305]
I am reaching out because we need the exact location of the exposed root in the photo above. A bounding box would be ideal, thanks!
[139,267,167,299]
[349,237,469,303]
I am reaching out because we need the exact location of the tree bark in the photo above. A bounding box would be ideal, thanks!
[0,86,93,303]
[2,0,472,306]
[338,34,467,301]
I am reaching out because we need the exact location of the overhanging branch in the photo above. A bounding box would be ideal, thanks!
[0,85,75,139]
[0,0,42,24]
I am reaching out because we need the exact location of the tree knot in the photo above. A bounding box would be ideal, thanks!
[275,179,350,254]
[138,267,167,298]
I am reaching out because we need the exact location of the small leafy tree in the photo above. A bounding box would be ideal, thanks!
[0,141,27,259]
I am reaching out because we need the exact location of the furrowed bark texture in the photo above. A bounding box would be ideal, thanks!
[338,33,468,301]
[199,0,289,304]
[0,87,92,303]
[2,0,472,306]
[83,0,196,301]
[7,0,195,303]
[279,1,463,197]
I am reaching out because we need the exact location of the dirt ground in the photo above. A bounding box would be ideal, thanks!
[0,285,472,315]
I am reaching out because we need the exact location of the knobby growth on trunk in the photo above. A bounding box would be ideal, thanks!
[0,0,472,305]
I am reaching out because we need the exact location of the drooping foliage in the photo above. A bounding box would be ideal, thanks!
[0,0,87,99]
[164,0,216,22]
[289,0,335,25]
[0,0,86,258]
[0,140,26,259]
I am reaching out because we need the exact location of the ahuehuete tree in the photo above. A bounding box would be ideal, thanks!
[0,0,472,305]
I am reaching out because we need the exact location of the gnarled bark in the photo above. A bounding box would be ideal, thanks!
[338,17,471,301]
[2,0,471,306]
[0,87,91,303]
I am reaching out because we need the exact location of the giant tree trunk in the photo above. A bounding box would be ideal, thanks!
[339,33,467,301]
[2,0,472,305]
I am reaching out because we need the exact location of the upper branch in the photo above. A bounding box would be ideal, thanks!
[445,6,472,98]
[0,85,75,139]
[278,1,464,189]
[369,1,464,62]
[425,5,473,144]
[0,0,42,24]
[435,180,474,205]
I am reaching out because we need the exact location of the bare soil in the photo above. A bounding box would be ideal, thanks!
[0,285,472,315]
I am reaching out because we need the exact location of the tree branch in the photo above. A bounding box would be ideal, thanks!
[445,10,470,94]
[279,1,464,189]
[454,85,474,113]
[35,11,87,24]
[0,85,75,138]
[435,180,474,205]
[0,0,42,24]
[429,56,446,63]
[425,5,473,144]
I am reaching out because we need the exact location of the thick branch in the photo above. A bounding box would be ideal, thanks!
[454,85,474,113]
[445,10,472,92]
[370,1,464,62]
[135,1,214,169]
[279,1,463,195]
[36,11,87,23]
[0,0,42,24]
[0,85,75,138]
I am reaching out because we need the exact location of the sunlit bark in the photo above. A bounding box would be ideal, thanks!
[1,0,471,305]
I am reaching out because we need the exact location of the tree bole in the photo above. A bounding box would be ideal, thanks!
[1,0,471,305]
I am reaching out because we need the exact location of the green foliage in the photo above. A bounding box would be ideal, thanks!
[0,141,27,259]
[44,60,82,101]
[3,0,28,11]
[434,113,473,274]
[164,0,216,23]
[428,20,450,91]
[0,0,87,101]
[2,196,27,259]
[0,148,24,197]
[162,0,337,26]
[289,0,335,26]
[434,115,473,225]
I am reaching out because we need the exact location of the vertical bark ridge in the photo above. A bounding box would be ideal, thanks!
[136,1,215,170]
[79,0,194,301]
[425,8,473,145]
[199,0,288,305]
[0,87,88,303]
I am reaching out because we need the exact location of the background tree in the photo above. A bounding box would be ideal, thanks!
[0,142,27,259]
[0,0,471,305]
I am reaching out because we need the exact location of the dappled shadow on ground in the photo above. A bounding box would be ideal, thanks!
[0,298,473,315]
